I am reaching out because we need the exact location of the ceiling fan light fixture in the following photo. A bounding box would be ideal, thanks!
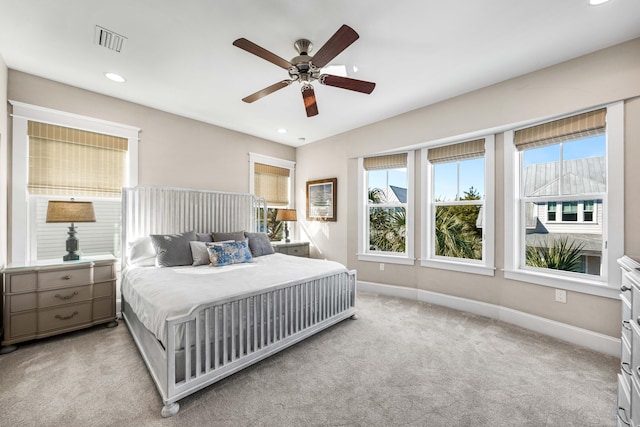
[104,72,126,83]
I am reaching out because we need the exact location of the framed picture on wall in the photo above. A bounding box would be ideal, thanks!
[306,178,337,221]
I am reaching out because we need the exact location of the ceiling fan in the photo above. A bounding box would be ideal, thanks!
[233,25,376,117]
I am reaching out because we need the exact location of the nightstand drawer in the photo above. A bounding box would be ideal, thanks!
[94,281,114,298]
[38,267,91,290]
[8,272,37,293]
[39,285,91,308]
[93,297,114,320]
[9,293,37,313]
[9,312,37,338]
[38,302,92,333]
[286,245,309,257]
[94,265,115,282]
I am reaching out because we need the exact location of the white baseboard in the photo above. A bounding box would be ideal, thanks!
[357,281,620,357]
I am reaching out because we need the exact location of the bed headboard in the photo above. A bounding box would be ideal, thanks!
[122,186,266,260]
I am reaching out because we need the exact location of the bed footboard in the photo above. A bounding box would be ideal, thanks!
[125,269,357,417]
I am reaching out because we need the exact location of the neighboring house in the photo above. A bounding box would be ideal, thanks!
[524,156,605,275]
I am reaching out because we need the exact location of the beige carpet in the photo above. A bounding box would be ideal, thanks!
[0,292,619,426]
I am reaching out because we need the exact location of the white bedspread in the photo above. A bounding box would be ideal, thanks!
[122,253,348,346]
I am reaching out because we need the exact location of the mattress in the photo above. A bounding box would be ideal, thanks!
[122,253,348,346]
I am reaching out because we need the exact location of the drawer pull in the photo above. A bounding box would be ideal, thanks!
[623,319,632,330]
[55,311,79,321]
[62,275,72,280]
[618,406,632,426]
[54,291,79,301]
[621,361,632,376]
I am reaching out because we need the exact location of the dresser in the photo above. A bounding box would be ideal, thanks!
[1,255,117,353]
[271,241,310,257]
[618,256,640,426]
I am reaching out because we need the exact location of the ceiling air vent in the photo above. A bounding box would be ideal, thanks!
[95,25,127,53]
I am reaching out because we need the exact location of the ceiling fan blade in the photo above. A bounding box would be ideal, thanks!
[233,38,292,70]
[320,74,376,94]
[242,80,293,103]
[302,85,319,117]
[311,25,359,68]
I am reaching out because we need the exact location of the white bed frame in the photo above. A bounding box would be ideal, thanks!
[121,186,357,417]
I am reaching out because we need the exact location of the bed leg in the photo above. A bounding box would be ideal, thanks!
[161,402,180,418]
[350,313,359,320]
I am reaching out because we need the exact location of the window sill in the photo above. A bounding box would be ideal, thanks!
[420,259,495,276]
[503,269,619,299]
[357,253,415,266]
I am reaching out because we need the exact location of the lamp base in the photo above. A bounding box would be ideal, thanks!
[63,253,80,261]
[284,222,290,243]
[63,223,80,261]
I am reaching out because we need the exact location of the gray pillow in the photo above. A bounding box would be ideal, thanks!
[244,232,275,257]
[196,233,213,242]
[212,231,246,242]
[150,230,196,267]
[189,241,210,266]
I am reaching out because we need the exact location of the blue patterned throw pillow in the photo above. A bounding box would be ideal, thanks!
[206,239,253,267]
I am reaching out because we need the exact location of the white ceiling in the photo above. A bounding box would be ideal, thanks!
[1,1,639,147]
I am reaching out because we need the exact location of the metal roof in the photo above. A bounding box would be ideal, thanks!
[523,157,605,197]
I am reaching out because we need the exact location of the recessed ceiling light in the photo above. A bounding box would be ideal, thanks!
[298,137,306,142]
[277,128,287,134]
[104,72,126,83]
[589,0,610,5]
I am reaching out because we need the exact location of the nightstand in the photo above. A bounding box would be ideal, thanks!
[1,255,118,353]
[271,241,310,258]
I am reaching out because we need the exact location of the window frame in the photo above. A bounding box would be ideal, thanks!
[10,101,140,265]
[503,102,623,298]
[357,151,415,265]
[421,135,495,276]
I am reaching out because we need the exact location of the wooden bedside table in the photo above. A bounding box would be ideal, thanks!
[1,255,118,354]
[271,241,310,258]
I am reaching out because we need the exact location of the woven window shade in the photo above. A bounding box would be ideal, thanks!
[514,109,606,151]
[254,162,290,207]
[28,121,128,198]
[428,139,485,164]
[363,153,407,171]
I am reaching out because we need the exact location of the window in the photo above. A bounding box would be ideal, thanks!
[583,200,594,222]
[422,136,495,275]
[547,202,557,221]
[249,153,295,241]
[562,201,578,222]
[10,101,139,264]
[504,103,624,296]
[358,151,414,265]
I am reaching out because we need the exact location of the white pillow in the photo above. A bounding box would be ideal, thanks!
[128,236,156,267]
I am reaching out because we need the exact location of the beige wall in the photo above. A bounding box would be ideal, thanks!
[7,71,295,192]
[0,55,8,268]
[296,38,640,338]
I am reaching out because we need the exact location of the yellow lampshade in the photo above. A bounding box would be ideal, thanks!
[46,201,96,223]
[276,209,297,222]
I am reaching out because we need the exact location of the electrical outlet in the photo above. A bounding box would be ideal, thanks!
[379,263,385,271]
[555,289,567,303]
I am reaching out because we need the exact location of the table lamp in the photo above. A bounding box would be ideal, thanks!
[275,208,297,243]
[46,200,96,261]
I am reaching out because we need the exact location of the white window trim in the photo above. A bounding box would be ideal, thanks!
[420,135,495,276]
[10,101,140,265]
[248,152,296,207]
[357,151,415,265]
[503,101,623,299]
